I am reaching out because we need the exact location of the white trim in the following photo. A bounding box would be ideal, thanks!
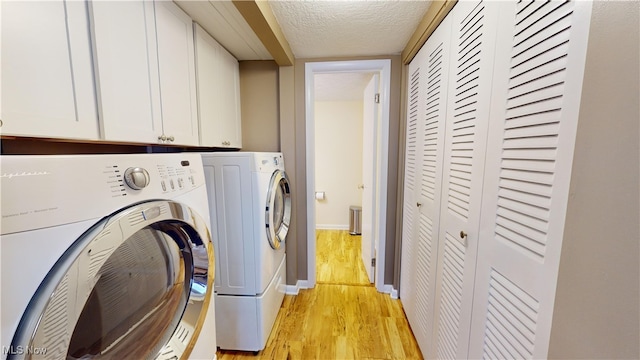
[390,287,399,300]
[315,224,350,230]
[284,284,300,295]
[284,280,312,295]
[380,284,394,295]
[305,59,392,293]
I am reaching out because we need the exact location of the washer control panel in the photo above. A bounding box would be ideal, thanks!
[0,153,206,235]
[123,167,150,190]
[156,161,197,194]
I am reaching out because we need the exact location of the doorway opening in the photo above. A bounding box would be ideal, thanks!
[305,60,391,293]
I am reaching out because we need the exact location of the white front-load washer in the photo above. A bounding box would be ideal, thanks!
[1,153,217,360]
[201,152,291,352]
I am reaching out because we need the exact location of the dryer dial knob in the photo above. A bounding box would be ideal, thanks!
[124,167,150,190]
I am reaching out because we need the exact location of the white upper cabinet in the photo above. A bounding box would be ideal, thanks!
[1,0,99,140]
[194,24,242,148]
[91,0,198,146]
[155,1,198,146]
[91,1,161,144]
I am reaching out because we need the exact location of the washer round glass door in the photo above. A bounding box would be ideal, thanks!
[265,170,291,250]
[9,200,214,360]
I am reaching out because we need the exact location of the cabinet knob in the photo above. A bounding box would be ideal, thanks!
[158,134,167,142]
[168,135,175,142]
[460,230,467,239]
[416,202,422,207]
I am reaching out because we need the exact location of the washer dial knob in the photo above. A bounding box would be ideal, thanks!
[124,167,150,190]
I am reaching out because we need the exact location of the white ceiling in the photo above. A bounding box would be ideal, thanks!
[268,0,433,59]
[315,72,375,102]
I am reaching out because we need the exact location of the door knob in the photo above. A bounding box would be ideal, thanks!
[460,230,468,247]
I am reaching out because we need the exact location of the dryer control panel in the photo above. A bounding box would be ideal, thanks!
[254,153,285,173]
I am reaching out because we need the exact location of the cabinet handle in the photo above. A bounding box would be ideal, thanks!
[158,134,167,142]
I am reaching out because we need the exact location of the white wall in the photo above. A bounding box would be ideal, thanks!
[314,100,363,229]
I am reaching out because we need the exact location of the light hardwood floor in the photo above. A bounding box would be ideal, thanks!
[217,230,422,360]
[316,230,370,285]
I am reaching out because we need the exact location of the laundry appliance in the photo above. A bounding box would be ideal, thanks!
[201,152,291,351]
[1,153,217,360]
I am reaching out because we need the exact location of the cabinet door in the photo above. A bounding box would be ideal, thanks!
[432,1,499,358]
[195,24,242,148]
[155,1,198,146]
[91,1,163,143]
[468,1,593,358]
[1,0,98,139]
[216,46,242,148]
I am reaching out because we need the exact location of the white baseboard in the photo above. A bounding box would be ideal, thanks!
[315,224,349,230]
[285,280,312,295]
[390,287,399,299]
[379,284,395,295]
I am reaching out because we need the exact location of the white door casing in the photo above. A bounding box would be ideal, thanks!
[361,74,380,283]
[305,60,392,292]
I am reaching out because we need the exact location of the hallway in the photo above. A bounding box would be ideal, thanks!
[218,230,422,359]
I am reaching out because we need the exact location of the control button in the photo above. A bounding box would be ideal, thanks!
[123,167,150,190]
[161,180,167,192]
[170,179,175,190]
[178,178,184,189]
[189,176,195,185]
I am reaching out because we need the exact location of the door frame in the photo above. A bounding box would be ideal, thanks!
[305,59,391,293]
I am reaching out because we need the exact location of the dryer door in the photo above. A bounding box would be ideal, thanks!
[265,170,291,250]
[9,200,214,360]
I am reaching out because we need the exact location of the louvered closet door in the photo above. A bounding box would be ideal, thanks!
[400,15,453,357]
[432,1,500,359]
[400,48,424,331]
[468,1,593,358]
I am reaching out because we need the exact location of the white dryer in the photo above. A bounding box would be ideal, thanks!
[201,152,291,351]
[1,153,217,360]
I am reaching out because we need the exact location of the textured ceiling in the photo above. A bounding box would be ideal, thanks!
[315,72,375,102]
[268,0,433,59]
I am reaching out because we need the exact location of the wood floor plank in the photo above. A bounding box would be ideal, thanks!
[216,230,422,360]
[316,230,371,285]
